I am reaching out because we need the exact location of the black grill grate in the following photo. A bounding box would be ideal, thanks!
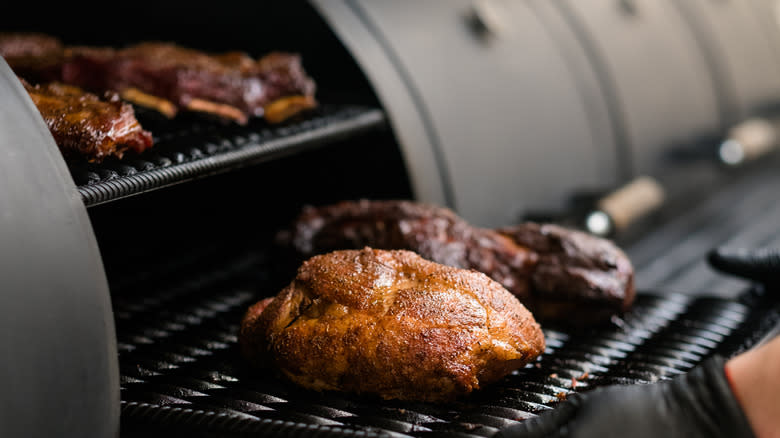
[115,250,780,438]
[625,158,780,298]
[69,105,387,207]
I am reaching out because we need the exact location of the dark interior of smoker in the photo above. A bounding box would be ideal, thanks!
[4,3,780,437]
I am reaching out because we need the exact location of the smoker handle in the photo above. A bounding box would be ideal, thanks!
[0,59,119,437]
[583,176,666,237]
[717,118,778,167]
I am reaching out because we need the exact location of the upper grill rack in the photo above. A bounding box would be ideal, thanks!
[69,105,387,207]
[115,249,780,438]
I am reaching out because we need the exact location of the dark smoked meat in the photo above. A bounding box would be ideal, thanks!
[278,198,539,296]
[497,222,635,324]
[63,43,317,124]
[276,199,636,325]
[23,80,154,162]
[239,248,545,402]
[0,33,317,124]
[0,32,64,83]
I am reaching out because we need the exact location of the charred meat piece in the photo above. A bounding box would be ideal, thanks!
[239,248,545,402]
[62,42,317,124]
[67,43,318,124]
[23,80,154,162]
[0,32,64,83]
[497,223,635,325]
[1,33,317,124]
[277,199,635,325]
[278,198,538,298]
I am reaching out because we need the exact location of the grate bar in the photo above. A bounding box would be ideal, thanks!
[116,250,780,437]
[71,106,387,207]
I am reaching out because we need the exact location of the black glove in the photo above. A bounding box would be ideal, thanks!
[707,247,780,286]
[493,355,756,438]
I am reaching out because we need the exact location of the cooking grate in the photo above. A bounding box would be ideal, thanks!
[625,158,780,297]
[69,105,387,207]
[115,250,779,438]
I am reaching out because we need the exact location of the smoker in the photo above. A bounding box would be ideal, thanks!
[1,1,779,437]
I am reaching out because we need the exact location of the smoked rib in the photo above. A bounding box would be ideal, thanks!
[1,33,317,124]
[22,79,153,162]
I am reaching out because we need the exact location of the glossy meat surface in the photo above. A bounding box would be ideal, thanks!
[277,199,635,325]
[23,80,154,162]
[1,33,317,124]
[67,45,305,111]
[64,43,317,123]
[498,223,635,324]
[239,248,545,402]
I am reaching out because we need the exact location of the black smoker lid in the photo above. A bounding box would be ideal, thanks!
[114,249,780,438]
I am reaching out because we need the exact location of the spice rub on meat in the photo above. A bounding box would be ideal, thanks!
[239,248,545,402]
[276,199,635,326]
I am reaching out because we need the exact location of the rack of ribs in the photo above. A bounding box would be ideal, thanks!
[1,32,317,124]
[276,199,636,326]
[21,79,154,162]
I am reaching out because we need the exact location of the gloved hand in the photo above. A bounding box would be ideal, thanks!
[495,245,780,438]
[707,247,780,286]
[493,355,756,438]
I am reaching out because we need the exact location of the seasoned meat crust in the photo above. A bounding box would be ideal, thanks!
[276,199,635,325]
[278,199,539,297]
[239,248,545,402]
